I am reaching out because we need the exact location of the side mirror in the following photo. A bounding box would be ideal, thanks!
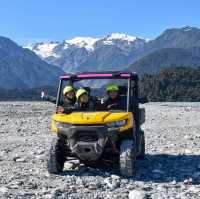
[138,97,148,104]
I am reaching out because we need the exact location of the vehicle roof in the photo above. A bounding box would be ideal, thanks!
[60,71,138,80]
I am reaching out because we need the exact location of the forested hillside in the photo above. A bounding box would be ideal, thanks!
[1,67,200,102]
[140,67,200,101]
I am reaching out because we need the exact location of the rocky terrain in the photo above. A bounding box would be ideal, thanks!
[0,102,200,199]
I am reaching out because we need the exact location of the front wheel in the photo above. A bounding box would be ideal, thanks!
[119,140,136,177]
[47,137,66,174]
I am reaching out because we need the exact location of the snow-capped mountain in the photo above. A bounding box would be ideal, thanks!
[64,37,99,51]
[25,33,147,72]
[96,33,145,49]
[26,42,60,58]
[26,26,200,74]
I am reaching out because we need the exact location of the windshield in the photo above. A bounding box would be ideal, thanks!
[57,78,129,112]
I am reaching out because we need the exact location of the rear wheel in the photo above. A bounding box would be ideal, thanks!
[47,137,66,174]
[137,130,145,160]
[119,140,136,177]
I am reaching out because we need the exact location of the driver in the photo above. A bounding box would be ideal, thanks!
[75,88,94,111]
[101,84,124,110]
[41,86,76,113]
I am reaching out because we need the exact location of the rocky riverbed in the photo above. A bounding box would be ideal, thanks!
[0,102,200,199]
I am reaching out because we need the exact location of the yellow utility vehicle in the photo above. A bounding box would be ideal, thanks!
[48,72,147,176]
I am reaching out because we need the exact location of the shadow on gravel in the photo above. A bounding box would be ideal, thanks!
[61,163,117,177]
[135,154,200,183]
[61,154,200,184]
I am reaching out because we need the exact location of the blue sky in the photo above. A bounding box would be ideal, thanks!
[0,0,199,45]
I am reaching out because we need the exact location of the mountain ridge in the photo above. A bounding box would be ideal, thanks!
[25,33,147,72]
[0,36,64,89]
[129,47,200,74]
[2,26,200,90]
[26,26,200,73]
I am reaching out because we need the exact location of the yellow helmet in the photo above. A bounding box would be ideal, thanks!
[106,84,119,92]
[76,88,88,100]
[63,86,74,95]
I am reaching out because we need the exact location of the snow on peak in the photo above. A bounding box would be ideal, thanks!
[102,33,144,46]
[106,33,137,42]
[64,37,99,51]
[63,34,141,50]
[24,33,148,58]
[25,42,59,58]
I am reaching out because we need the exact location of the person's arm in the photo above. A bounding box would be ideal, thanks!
[56,101,75,114]
[56,106,72,114]
[41,91,57,104]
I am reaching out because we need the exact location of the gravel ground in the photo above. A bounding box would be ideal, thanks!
[0,102,200,199]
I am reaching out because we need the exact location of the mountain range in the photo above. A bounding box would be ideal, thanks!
[26,26,200,74]
[26,33,147,72]
[1,26,200,90]
[130,26,200,74]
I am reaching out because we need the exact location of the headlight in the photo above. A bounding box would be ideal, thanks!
[115,120,127,126]
[56,122,71,130]
[107,120,127,127]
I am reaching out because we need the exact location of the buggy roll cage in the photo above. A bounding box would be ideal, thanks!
[56,71,139,111]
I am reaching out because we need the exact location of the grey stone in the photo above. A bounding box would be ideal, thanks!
[0,187,9,194]
[1,102,200,198]
[129,190,147,199]
[111,174,121,181]
[104,178,120,190]
[171,180,177,185]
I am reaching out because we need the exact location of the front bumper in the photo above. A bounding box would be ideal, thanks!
[59,125,110,161]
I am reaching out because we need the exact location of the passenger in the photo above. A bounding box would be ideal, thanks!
[75,88,94,111]
[102,84,125,110]
[41,86,76,113]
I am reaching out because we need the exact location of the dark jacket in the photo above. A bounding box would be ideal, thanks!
[75,100,95,112]
[60,98,76,114]
[101,96,125,110]
[43,95,57,104]
[62,97,76,107]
